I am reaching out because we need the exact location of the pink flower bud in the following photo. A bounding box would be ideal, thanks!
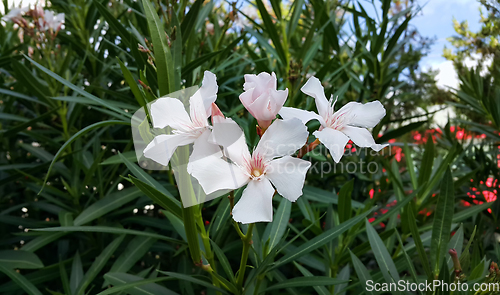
[211,103,225,124]
[239,72,288,129]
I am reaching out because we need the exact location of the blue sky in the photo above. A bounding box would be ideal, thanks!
[411,0,483,88]
[413,0,482,66]
[357,0,484,88]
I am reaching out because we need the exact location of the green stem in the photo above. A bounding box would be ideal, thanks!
[236,223,255,291]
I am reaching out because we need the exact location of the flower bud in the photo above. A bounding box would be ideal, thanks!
[239,72,288,129]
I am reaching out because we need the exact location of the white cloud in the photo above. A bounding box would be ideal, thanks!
[434,60,460,89]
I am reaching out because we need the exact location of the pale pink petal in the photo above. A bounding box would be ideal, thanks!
[149,97,192,130]
[341,126,389,151]
[144,134,194,166]
[266,156,311,202]
[255,118,308,160]
[232,178,275,224]
[336,101,386,128]
[313,128,349,163]
[189,130,222,166]
[301,76,330,119]
[269,88,288,115]
[188,156,249,195]
[190,71,218,115]
[211,103,225,125]
[269,72,278,90]
[239,87,255,107]
[247,92,277,121]
[212,118,251,166]
[279,107,325,126]
[189,91,209,128]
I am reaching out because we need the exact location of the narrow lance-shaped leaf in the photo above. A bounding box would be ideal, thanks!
[272,208,374,268]
[431,167,455,276]
[338,179,354,223]
[365,219,400,284]
[142,0,175,95]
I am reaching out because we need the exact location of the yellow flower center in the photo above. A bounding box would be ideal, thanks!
[252,169,262,177]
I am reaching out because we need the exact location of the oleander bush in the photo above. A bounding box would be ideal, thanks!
[0,0,499,294]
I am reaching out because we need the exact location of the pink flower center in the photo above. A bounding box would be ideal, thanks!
[243,153,268,179]
[325,110,351,130]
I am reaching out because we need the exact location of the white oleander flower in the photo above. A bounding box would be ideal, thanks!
[188,118,311,224]
[143,71,219,166]
[280,76,388,163]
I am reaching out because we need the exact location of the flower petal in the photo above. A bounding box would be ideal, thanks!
[301,76,330,119]
[246,91,277,121]
[255,118,308,160]
[212,118,251,166]
[232,178,275,224]
[190,70,218,115]
[144,134,194,166]
[341,126,389,151]
[279,107,325,125]
[149,97,192,130]
[239,87,255,106]
[189,129,222,165]
[266,156,311,202]
[336,101,386,128]
[313,128,349,163]
[188,155,250,195]
[269,88,288,115]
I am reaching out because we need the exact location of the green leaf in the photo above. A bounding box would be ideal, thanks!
[265,276,347,291]
[403,143,418,190]
[406,203,433,279]
[255,0,287,66]
[210,240,235,283]
[74,187,142,226]
[21,232,67,253]
[11,59,52,106]
[39,120,130,194]
[103,273,178,295]
[157,271,229,294]
[118,152,180,212]
[98,274,176,295]
[446,224,464,270]
[142,0,175,95]
[376,121,427,144]
[436,259,451,295]
[101,151,138,165]
[263,197,291,253]
[180,0,204,45]
[29,226,184,244]
[396,232,419,285]
[431,167,455,276]
[338,179,354,223]
[0,264,43,295]
[24,56,130,118]
[117,58,147,108]
[273,208,374,268]
[459,226,477,273]
[293,262,330,295]
[349,250,376,295]
[418,135,435,187]
[129,176,182,219]
[365,220,400,283]
[70,251,83,295]
[108,235,157,274]
[0,250,44,269]
[76,235,125,295]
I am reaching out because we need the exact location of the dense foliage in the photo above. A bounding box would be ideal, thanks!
[0,0,499,294]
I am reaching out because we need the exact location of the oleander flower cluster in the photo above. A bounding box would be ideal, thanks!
[144,71,388,224]
[2,5,65,40]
